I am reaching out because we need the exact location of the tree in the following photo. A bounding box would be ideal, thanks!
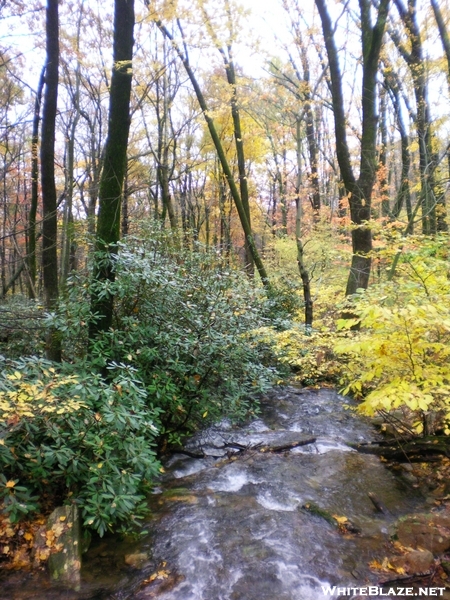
[153,15,270,287]
[199,0,254,273]
[382,58,412,227]
[89,0,135,338]
[28,65,45,298]
[390,0,447,233]
[315,0,389,295]
[41,0,61,361]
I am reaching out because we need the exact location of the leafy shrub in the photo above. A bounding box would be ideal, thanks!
[254,325,342,386]
[0,356,161,535]
[0,296,46,359]
[335,236,450,434]
[262,279,304,329]
[79,236,277,441]
[252,276,347,386]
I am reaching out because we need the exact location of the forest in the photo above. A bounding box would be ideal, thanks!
[0,0,450,584]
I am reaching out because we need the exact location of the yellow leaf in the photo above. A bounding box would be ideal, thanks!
[156,569,170,579]
[332,515,348,524]
[38,548,50,561]
[202,411,208,418]
[24,532,33,541]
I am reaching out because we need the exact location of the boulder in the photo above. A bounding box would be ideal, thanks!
[47,505,82,590]
[124,552,151,568]
[396,511,450,555]
[391,549,434,574]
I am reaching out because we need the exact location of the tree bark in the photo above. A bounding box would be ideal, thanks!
[89,0,135,338]
[379,87,390,217]
[383,65,412,227]
[41,0,61,361]
[295,118,313,327]
[219,41,254,273]
[28,65,45,299]
[315,0,389,295]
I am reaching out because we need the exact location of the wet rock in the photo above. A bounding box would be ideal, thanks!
[391,549,434,573]
[47,505,82,590]
[124,552,151,568]
[396,511,450,554]
[31,524,49,567]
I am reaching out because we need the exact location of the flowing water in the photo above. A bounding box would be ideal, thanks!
[1,387,423,599]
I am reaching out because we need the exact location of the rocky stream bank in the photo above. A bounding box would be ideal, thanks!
[2,386,450,600]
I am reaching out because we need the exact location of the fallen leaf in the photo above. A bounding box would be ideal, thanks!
[332,515,348,524]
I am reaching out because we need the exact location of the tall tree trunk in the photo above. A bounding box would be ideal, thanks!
[391,0,445,233]
[295,118,313,327]
[299,40,321,215]
[315,0,389,295]
[89,0,135,338]
[41,0,61,361]
[61,6,84,285]
[155,41,177,230]
[28,65,45,299]
[431,0,450,231]
[379,86,390,217]
[220,40,254,274]
[383,65,412,227]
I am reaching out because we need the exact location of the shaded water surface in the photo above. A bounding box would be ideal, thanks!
[1,388,421,599]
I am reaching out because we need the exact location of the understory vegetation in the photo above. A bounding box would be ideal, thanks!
[336,233,450,435]
[262,229,450,437]
[1,224,449,542]
[0,230,280,536]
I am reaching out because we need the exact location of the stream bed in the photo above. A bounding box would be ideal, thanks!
[1,387,423,599]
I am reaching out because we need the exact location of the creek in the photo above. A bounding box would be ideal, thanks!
[1,387,423,599]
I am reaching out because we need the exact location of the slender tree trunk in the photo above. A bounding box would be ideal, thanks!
[391,0,445,233]
[379,87,390,217]
[154,18,270,287]
[299,43,321,216]
[295,118,312,327]
[315,0,389,295]
[383,65,412,227]
[431,0,450,231]
[280,149,288,235]
[28,65,45,299]
[61,7,83,285]
[220,44,254,273]
[41,0,61,361]
[89,0,135,338]
[155,44,177,230]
